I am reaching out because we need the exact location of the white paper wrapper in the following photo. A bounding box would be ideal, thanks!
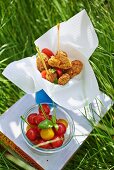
[2,9,99,110]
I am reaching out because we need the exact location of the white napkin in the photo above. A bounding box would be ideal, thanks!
[2,9,99,110]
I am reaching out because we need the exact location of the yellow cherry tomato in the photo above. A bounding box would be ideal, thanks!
[57,119,68,128]
[40,128,54,140]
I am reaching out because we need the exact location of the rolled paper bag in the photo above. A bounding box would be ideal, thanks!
[2,9,99,110]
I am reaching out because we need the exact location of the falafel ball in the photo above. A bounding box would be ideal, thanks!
[36,53,50,72]
[66,60,83,78]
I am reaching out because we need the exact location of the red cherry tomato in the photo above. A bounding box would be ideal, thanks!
[42,48,54,58]
[41,70,47,79]
[32,139,40,145]
[48,115,52,120]
[26,127,38,141]
[33,126,41,135]
[37,139,52,149]
[54,123,66,136]
[56,68,63,78]
[27,113,37,125]
[51,136,64,148]
[39,104,50,115]
[34,114,46,125]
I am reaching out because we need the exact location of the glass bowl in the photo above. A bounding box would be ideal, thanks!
[21,103,75,154]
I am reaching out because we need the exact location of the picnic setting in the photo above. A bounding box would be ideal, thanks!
[0,0,114,170]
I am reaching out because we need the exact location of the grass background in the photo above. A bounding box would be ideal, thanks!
[0,0,114,169]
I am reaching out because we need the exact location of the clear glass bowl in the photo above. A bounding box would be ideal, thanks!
[21,103,75,154]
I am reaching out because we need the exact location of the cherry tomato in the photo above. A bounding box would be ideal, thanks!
[26,127,38,141]
[42,48,54,58]
[57,119,68,128]
[33,126,41,135]
[37,139,52,149]
[40,128,55,140]
[48,115,52,120]
[32,139,40,145]
[56,68,63,78]
[34,114,46,125]
[41,70,47,79]
[39,104,50,115]
[54,123,66,136]
[51,136,64,148]
[27,113,37,125]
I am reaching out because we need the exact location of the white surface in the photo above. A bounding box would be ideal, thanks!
[0,92,112,170]
[2,9,99,110]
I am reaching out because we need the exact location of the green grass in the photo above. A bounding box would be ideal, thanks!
[0,0,114,169]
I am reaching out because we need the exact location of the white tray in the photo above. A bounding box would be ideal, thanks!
[0,92,112,170]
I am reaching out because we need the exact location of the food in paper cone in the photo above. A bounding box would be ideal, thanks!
[22,104,68,149]
[2,10,99,110]
[36,48,83,85]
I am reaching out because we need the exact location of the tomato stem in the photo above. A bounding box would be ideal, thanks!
[39,104,48,119]
[20,115,32,127]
